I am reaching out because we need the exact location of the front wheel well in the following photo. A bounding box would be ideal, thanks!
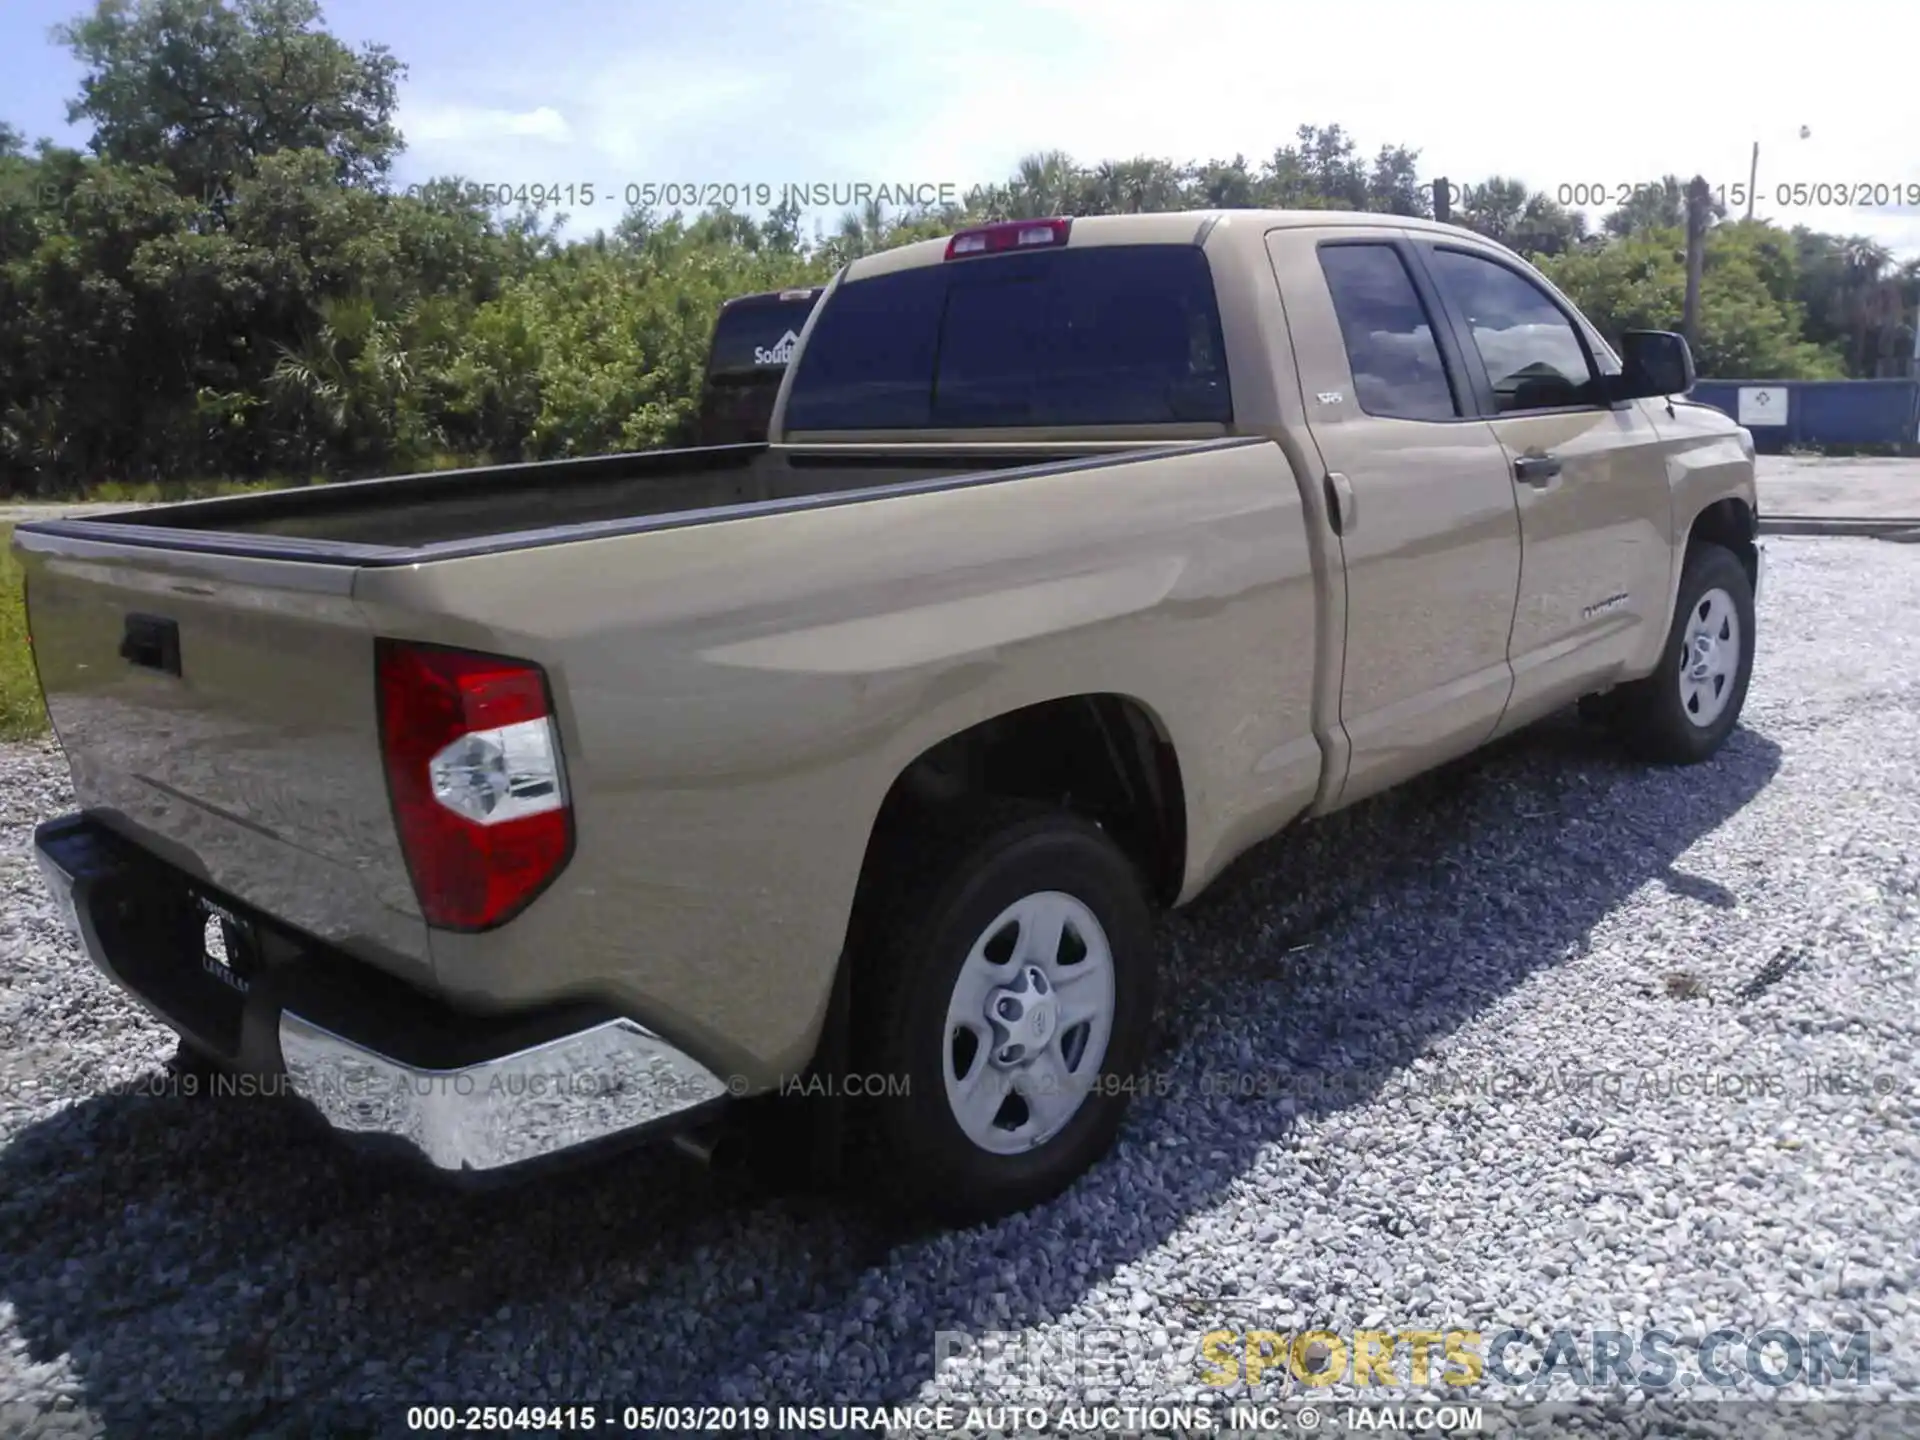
[866,695,1188,908]
[1686,497,1758,593]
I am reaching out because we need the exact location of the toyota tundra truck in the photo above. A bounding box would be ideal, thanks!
[13,210,1761,1224]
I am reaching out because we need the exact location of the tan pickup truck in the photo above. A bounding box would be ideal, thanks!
[15,210,1761,1224]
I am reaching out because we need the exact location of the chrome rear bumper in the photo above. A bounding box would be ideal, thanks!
[277,1013,729,1172]
[33,813,729,1176]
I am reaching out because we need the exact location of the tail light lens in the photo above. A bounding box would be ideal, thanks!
[376,639,572,931]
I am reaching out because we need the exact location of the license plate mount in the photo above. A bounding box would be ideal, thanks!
[193,893,258,995]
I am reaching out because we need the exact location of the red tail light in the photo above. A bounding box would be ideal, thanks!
[375,639,572,931]
[944,217,1072,260]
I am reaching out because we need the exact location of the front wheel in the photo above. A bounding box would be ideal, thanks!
[851,804,1157,1226]
[1606,542,1756,764]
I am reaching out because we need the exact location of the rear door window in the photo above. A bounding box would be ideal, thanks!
[784,246,1231,430]
[1316,243,1459,421]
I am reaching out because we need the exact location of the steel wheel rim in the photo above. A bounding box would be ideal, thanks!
[941,890,1116,1155]
[1678,585,1741,728]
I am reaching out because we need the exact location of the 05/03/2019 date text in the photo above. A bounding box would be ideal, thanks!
[1551,180,1920,210]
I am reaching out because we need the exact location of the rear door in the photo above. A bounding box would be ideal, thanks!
[1267,227,1522,806]
[1414,241,1673,732]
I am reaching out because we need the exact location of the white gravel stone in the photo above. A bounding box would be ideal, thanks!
[0,538,1916,1437]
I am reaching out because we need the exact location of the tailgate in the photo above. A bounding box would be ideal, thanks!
[16,531,431,981]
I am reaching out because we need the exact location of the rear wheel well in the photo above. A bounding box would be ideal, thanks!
[1686,497,1758,592]
[867,695,1188,907]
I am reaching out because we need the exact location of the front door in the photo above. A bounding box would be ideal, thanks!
[1415,242,1675,733]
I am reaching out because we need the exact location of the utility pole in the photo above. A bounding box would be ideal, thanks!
[1749,126,1811,222]
[1682,175,1711,347]
[1433,178,1451,224]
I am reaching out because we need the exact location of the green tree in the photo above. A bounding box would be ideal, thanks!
[5,0,1911,499]
[268,292,410,465]
[58,0,404,199]
[823,196,891,264]
[1192,155,1258,209]
[1456,177,1529,244]
[1794,232,1906,376]
[1267,124,1370,209]
[1366,143,1430,217]
[1542,221,1843,378]
[1601,175,1724,238]
[437,221,822,460]
[1079,157,1186,215]
[1452,177,1587,256]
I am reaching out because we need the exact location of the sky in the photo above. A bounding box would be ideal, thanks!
[3,0,1918,256]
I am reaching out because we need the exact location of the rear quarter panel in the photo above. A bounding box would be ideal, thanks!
[351,441,1323,1084]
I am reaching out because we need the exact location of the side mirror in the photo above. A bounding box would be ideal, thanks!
[1614,330,1696,400]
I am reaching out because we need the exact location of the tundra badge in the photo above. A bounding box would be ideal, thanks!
[1582,592,1630,620]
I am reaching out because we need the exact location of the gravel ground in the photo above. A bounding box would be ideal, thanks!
[1,537,1916,1438]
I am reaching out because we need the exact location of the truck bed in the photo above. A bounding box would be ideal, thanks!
[13,436,1274,993]
[25,442,1138,559]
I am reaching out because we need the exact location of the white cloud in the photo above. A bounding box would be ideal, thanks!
[402,103,571,146]
[834,0,1920,253]
[565,67,771,168]
[377,0,1920,254]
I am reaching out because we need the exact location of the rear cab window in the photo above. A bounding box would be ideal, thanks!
[783,245,1232,431]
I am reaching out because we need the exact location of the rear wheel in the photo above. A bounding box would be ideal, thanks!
[1604,542,1755,764]
[851,803,1156,1225]
[167,1038,224,1084]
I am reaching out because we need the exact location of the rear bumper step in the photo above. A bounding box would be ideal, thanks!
[32,813,730,1177]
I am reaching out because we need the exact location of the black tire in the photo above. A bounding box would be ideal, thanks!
[1607,542,1755,764]
[167,1038,225,1083]
[1575,691,1620,726]
[850,801,1157,1226]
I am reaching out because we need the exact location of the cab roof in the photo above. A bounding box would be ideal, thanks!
[843,209,1499,282]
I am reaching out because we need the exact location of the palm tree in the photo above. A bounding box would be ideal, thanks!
[1456,177,1530,245]
[1081,158,1184,215]
[1193,156,1256,210]
[268,294,410,464]
[1603,177,1687,237]
[1837,238,1894,374]
[817,197,890,268]
[1007,151,1081,218]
